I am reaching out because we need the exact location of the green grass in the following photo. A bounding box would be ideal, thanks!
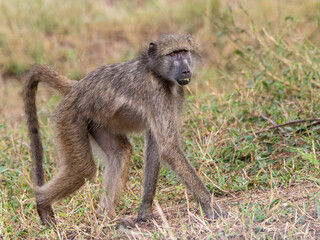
[1,0,320,239]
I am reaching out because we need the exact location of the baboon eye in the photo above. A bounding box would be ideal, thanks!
[180,50,186,54]
[169,52,175,56]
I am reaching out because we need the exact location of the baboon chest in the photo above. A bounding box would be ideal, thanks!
[108,107,147,133]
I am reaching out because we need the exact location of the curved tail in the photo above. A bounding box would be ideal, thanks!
[23,64,75,186]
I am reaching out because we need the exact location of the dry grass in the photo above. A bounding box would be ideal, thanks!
[1,0,320,239]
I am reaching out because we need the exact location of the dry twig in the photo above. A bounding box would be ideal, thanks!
[240,117,320,141]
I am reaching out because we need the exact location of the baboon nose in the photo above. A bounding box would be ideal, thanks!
[182,70,191,78]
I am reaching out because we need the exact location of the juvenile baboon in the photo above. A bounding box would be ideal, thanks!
[23,34,225,226]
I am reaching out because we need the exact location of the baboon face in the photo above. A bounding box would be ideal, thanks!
[164,50,192,85]
[147,34,197,86]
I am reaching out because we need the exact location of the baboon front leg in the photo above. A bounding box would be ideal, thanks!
[90,128,132,219]
[137,131,160,221]
[162,145,224,219]
[36,115,97,226]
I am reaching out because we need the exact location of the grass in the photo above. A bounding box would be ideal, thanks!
[1,0,320,239]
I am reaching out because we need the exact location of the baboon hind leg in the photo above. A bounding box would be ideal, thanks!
[36,114,97,226]
[90,128,132,219]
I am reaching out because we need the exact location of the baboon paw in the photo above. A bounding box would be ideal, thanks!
[203,207,228,222]
[212,203,228,219]
[116,218,136,229]
[96,207,116,221]
[136,207,154,222]
[203,203,228,221]
[213,209,228,219]
[37,204,56,226]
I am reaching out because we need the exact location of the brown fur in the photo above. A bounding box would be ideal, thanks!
[23,34,225,226]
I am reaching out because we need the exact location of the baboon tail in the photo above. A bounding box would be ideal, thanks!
[23,64,75,186]
[27,64,75,95]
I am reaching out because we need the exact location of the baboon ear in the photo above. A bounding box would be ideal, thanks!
[147,42,156,58]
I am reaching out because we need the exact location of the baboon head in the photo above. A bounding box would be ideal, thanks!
[147,34,200,86]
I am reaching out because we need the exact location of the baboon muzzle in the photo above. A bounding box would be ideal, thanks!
[177,78,191,85]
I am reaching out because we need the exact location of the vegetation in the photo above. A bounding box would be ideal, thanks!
[1,0,320,238]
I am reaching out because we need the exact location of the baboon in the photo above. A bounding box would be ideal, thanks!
[23,34,225,226]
